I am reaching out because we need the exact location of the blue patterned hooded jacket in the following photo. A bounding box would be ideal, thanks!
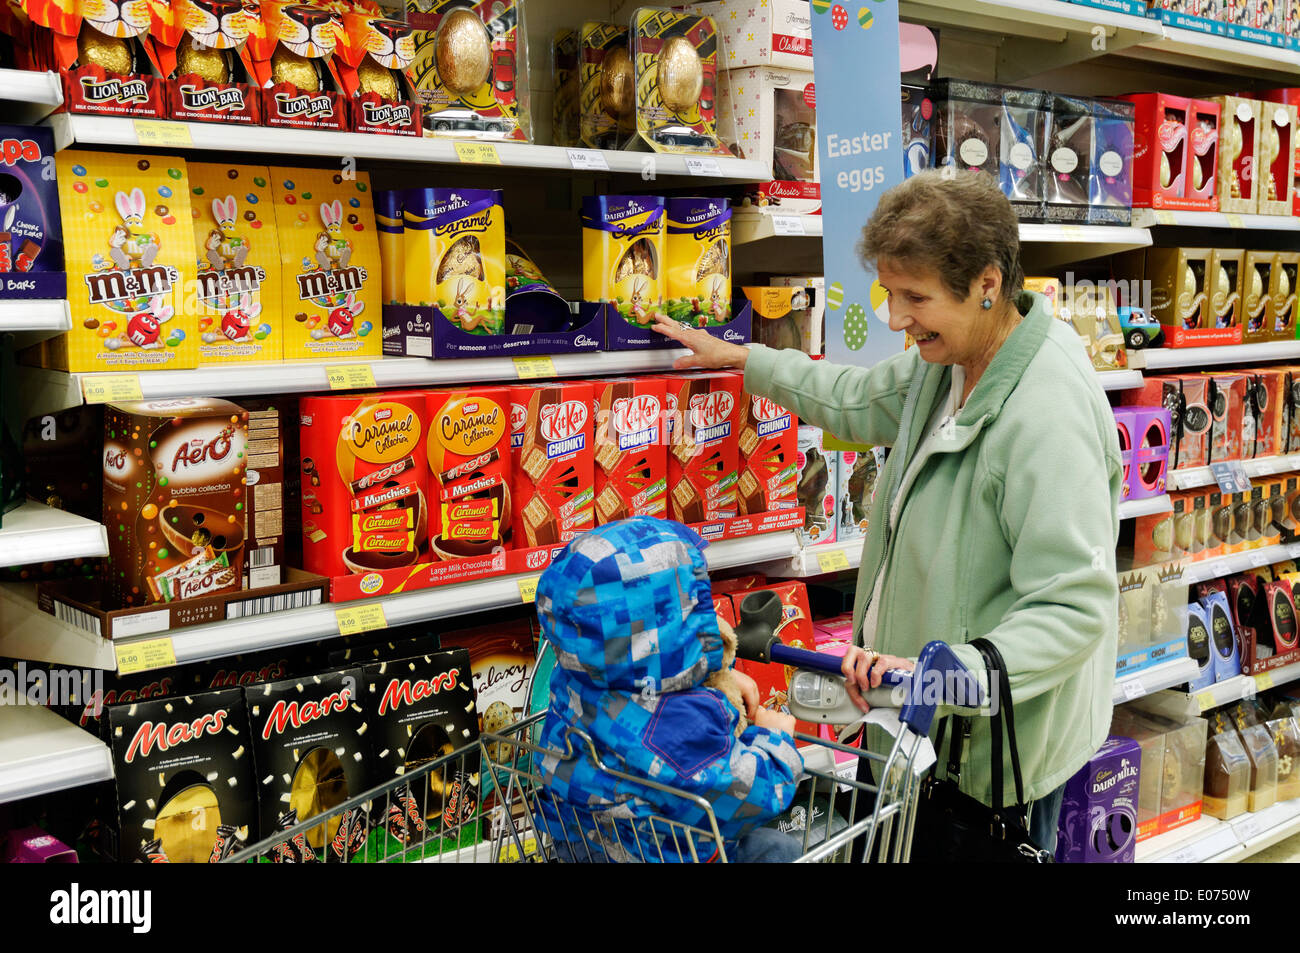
[533,518,804,862]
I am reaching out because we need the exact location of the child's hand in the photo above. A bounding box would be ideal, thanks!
[730,669,761,721]
[754,707,797,737]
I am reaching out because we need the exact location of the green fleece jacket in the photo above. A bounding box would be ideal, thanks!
[743,292,1121,806]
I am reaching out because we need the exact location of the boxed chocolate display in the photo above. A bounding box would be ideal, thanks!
[152,0,263,126]
[430,188,506,336]
[736,391,797,517]
[630,8,728,156]
[796,424,835,546]
[1203,729,1251,819]
[236,396,293,590]
[1055,735,1140,863]
[1114,247,1232,348]
[1203,589,1242,682]
[426,387,513,558]
[687,0,812,70]
[443,618,536,760]
[583,194,665,326]
[744,285,821,355]
[999,87,1047,222]
[508,382,595,547]
[337,9,422,137]
[1258,100,1297,215]
[1187,99,1221,205]
[665,197,732,327]
[665,372,742,523]
[578,22,635,150]
[723,66,821,215]
[103,398,248,609]
[1090,98,1135,225]
[835,447,883,543]
[1244,250,1277,343]
[1208,248,1243,333]
[1238,723,1279,812]
[0,123,64,298]
[590,376,668,523]
[1043,94,1093,224]
[247,2,348,132]
[1274,252,1298,340]
[1210,96,1263,214]
[933,79,1000,179]
[107,688,257,863]
[1122,93,1197,210]
[246,669,373,863]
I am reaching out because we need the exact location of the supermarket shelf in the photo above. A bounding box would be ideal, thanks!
[1097,369,1145,391]
[1113,656,1200,706]
[0,503,108,570]
[1129,341,1300,370]
[36,349,694,410]
[762,536,862,578]
[1131,208,1300,231]
[0,705,113,805]
[1019,223,1151,247]
[1118,495,1173,520]
[1133,23,1300,82]
[1179,658,1300,714]
[0,530,799,673]
[732,212,823,245]
[1169,453,1300,491]
[49,114,770,183]
[1182,541,1300,586]
[1137,800,1300,863]
[0,299,71,344]
[0,68,63,124]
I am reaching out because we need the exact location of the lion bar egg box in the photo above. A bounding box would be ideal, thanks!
[247,1,349,132]
[337,8,423,137]
[152,0,265,126]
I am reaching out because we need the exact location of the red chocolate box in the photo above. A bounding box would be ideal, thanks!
[509,381,594,547]
[590,376,668,524]
[247,1,349,132]
[664,372,743,523]
[736,389,797,515]
[150,0,264,125]
[337,8,422,136]
[426,387,513,558]
[725,581,821,743]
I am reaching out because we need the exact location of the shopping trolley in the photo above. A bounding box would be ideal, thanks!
[226,592,981,864]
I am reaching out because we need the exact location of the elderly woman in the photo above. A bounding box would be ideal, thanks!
[654,170,1121,855]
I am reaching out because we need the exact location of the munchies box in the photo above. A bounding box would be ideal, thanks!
[591,376,668,524]
[107,688,257,863]
[299,391,431,579]
[664,373,743,524]
[103,398,249,609]
[509,382,595,548]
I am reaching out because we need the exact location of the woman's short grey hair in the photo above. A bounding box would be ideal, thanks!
[857,169,1024,306]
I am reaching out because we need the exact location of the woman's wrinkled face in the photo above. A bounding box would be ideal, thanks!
[877,258,1004,368]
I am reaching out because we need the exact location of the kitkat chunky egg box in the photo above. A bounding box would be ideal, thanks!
[189,162,281,365]
[50,151,197,373]
[270,167,382,360]
[664,372,742,523]
[509,382,595,547]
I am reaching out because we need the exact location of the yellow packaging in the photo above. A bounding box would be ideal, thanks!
[374,190,404,307]
[401,188,437,306]
[52,151,198,372]
[431,188,505,334]
[665,197,731,326]
[188,162,281,365]
[269,167,382,361]
[581,194,665,325]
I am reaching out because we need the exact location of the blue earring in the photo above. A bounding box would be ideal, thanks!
[981,298,993,310]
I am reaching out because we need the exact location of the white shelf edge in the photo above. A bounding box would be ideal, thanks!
[0,68,63,123]
[1018,223,1152,246]
[733,212,823,244]
[761,536,863,578]
[1131,208,1300,231]
[1171,453,1300,491]
[0,705,113,805]
[51,113,769,181]
[1181,541,1300,587]
[901,0,1160,36]
[1118,495,1173,520]
[1137,799,1300,863]
[1129,341,1300,370]
[1113,656,1200,705]
[0,299,71,335]
[0,502,109,570]
[1097,369,1145,391]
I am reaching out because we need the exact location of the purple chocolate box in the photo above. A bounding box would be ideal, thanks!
[1055,734,1141,863]
[1,826,78,863]
[0,124,66,299]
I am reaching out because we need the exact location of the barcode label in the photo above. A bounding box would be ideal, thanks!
[54,600,102,636]
[250,546,276,569]
[226,588,321,619]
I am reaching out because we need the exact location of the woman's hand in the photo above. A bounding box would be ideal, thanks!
[753,707,797,737]
[730,669,761,722]
[651,313,750,370]
[840,648,917,714]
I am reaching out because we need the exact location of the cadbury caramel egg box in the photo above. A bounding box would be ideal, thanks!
[53,151,198,372]
[582,194,666,326]
[188,162,282,364]
[665,196,731,327]
[270,167,382,360]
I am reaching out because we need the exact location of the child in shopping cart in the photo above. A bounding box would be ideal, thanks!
[532,518,806,862]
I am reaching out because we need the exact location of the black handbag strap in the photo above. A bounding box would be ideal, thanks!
[971,638,1028,816]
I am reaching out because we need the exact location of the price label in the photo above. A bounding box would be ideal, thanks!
[1212,460,1251,495]
[517,575,541,603]
[771,215,806,236]
[1167,846,1202,865]
[1154,210,1176,225]
[454,141,501,165]
[1059,224,1087,241]
[567,148,610,172]
[1236,817,1264,842]
[1251,552,1270,568]
[1211,560,1231,578]
[133,120,193,148]
[684,156,723,176]
[326,364,377,390]
[116,638,177,675]
[82,374,143,404]
[1120,679,1145,701]
[1196,690,1217,711]
[335,602,388,636]
[513,355,557,379]
[817,549,851,573]
[1256,671,1276,691]
[1224,213,1245,229]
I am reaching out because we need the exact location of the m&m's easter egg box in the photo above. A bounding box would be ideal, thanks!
[188,162,282,365]
[270,168,382,361]
[49,152,197,373]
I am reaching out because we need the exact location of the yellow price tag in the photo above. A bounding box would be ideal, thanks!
[326,364,377,390]
[1196,690,1217,711]
[133,120,194,148]
[517,575,541,603]
[1224,213,1244,229]
[454,141,501,165]
[1059,224,1087,241]
[1256,671,1275,691]
[513,356,557,379]
[1154,210,1176,225]
[82,374,143,404]
[335,602,388,636]
[116,638,177,675]
[816,549,851,573]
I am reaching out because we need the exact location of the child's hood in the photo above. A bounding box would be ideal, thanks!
[536,519,725,694]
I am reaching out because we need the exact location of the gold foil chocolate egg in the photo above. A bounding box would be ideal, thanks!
[1216,265,1232,303]
[358,58,399,100]
[600,46,634,118]
[1280,265,1292,301]
[1249,266,1265,311]
[1193,156,1204,191]
[272,46,320,92]
[657,36,703,114]
[1160,152,1172,189]
[435,7,492,96]
[177,34,231,84]
[78,24,134,75]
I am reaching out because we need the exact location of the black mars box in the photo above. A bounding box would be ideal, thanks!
[107,688,257,863]
[245,668,373,863]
